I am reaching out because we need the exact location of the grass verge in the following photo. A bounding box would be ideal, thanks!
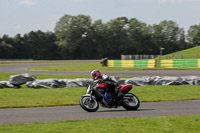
[0,60,99,65]
[0,115,200,133]
[0,87,85,108]
[0,72,91,81]
[161,46,200,59]
[28,64,200,71]
[1,85,200,108]
[1,72,200,132]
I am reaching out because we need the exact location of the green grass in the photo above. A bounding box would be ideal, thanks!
[1,72,200,108]
[0,60,99,65]
[28,64,200,71]
[28,64,137,71]
[0,87,85,108]
[0,72,91,81]
[1,72,200,132]
[133,85,200,102]
[0,115,200,133]
[0,72,132,81]
[1,85,200,108]
[161,46,200,59]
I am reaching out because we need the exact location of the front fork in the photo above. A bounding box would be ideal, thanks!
[90,91,93,101]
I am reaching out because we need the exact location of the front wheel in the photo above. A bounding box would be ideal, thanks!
[122,93,140,110]
[80,96,99,112]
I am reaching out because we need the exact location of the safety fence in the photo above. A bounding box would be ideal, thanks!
[161,59,200,68]
[121,54,200,60]
[121,55,159,60]
[108,60,155,68]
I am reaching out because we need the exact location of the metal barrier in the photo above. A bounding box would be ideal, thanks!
[121,54,200,60]
[121,55,159,60]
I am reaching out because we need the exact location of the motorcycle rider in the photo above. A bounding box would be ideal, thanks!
[90,70,123,99]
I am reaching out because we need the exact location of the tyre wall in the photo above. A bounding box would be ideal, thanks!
[108,60,155,68]
[161,59,200,68]
[108,59,200,68]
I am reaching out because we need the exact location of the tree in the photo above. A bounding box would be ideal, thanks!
[187,24,200,47]
[12,34,27,59]
[0,41,13,58]
[0,15,192,60]
[55,14,92,59]
[0,35,14,58]
[90,20,108,58]
[150,20,186,54]
[23,30,59,59]
[43,32,60,59]
[104,17,130,59]
[128,18,153,55]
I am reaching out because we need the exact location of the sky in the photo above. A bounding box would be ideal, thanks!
[0,0,200,37]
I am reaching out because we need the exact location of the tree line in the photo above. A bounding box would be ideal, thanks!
[1,14,200,60]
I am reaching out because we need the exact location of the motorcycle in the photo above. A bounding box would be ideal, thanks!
[80,80,140,112]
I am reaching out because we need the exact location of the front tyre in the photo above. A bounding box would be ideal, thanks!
[122,93,140,110]
[80,96,99,112]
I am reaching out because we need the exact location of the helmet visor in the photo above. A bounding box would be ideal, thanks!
[92,71,100,79]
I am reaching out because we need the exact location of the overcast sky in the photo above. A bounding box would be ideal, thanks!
[1,0,200,37]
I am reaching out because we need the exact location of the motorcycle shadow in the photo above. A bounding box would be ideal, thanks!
[97,108,154,112]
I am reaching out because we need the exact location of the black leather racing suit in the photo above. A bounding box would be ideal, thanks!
[99,74,121,97]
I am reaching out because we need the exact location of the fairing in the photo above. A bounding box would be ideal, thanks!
[97,83,108,88]
[119,84,132,92]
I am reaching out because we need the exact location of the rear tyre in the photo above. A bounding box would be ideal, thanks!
[80,96,99,112]
[122,93,140,110]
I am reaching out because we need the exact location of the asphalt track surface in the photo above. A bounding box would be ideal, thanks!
[1,100,200,124]
[0,63,200,124]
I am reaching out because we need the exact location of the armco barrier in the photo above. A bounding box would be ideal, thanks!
[108,60,155,68]
[161,59,200,68]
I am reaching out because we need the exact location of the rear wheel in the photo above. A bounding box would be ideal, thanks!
[122,93,140,110]
[80,96,99,112]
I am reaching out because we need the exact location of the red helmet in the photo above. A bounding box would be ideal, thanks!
[91,70,101,80]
